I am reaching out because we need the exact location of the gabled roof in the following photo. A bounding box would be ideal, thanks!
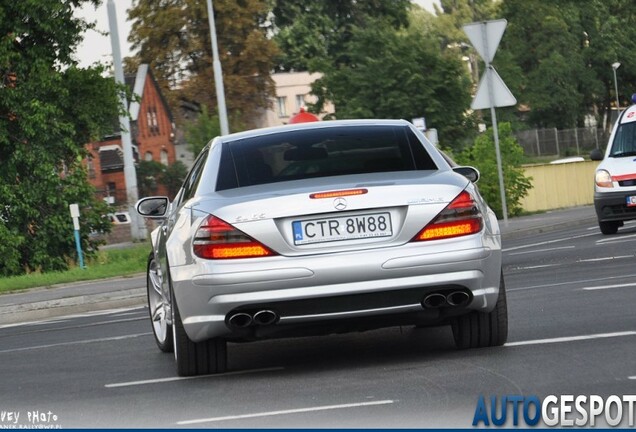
[108,64,174,136]
[127,64,174,123]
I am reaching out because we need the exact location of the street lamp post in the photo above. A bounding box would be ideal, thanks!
[612,62,621,113]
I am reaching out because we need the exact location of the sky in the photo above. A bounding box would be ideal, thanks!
[74,0,440,69]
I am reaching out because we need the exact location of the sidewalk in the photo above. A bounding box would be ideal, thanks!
[0,205,598,325]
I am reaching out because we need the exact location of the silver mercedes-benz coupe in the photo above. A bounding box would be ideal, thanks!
[136,119,507,376]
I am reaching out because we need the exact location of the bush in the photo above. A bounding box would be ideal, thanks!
[457,122,532,218]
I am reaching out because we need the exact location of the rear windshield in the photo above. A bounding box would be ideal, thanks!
[216,125,437,190]
[610,121,636,158]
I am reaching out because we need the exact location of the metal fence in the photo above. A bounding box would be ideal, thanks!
[514,127,610,158]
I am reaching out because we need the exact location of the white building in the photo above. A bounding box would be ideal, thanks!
[256,71,335,128]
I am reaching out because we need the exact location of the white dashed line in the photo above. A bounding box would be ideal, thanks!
[506,331,636,347]
[177,400,395,425]
[508,246,575,256]
[577,256,634,263]
[105,367,285,388]
[0,332,151,353]
[582,282,636,291]
[503,232,597,252]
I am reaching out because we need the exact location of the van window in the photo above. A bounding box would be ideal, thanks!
[610,122,636,157]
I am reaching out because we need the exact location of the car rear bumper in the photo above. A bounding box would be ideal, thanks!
[594,190,636,222]
[170,233,502,342]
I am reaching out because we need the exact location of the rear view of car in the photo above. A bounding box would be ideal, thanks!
[137,120,507,376]
[591,103,636,234]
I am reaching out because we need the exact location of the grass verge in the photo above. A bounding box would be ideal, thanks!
[0,243,151,294]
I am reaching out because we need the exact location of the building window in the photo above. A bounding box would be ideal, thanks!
[295,94,305,111]
[107,182,116,196]
[277,96,287,117]
[87,156,95,179]
[145,151,153,161]
[147,107,160,134]
[160,149,168,166]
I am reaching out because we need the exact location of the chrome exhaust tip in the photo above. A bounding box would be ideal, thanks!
[422,293,447,308]
[228,312,253,328]
[446,291,470,307]
[253,310,278,326]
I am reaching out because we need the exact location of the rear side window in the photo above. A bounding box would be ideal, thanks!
[216,125,437,190]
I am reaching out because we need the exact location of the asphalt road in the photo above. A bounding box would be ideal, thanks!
[1,219,635,428]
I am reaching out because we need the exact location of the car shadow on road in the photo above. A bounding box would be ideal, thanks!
[226,325,466,373]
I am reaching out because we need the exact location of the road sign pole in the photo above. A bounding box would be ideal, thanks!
[465,20,515,226]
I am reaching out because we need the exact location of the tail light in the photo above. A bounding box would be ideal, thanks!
[193,215,275,259]
[413,190,483,241]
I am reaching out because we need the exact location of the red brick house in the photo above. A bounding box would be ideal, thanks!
[86,64,176,206]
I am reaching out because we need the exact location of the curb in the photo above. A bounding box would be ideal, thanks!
[0,288,146,325]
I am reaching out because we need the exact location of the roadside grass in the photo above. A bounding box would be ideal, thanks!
[0,243,151,294]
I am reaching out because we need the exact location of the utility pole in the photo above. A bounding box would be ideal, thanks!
[107,0,146,241]
[206,0,230,135]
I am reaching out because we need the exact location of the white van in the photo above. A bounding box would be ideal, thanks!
[591,104,636,234]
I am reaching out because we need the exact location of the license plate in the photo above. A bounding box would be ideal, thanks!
[292,212,392,245]
[628,195,636,207]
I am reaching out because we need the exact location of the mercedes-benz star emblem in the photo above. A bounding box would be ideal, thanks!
[333,197,347,211]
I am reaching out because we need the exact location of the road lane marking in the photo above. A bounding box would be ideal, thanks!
[177,400,395,425]
[508,246,575,256]
[577,256,634,263]
[596,234,636,244]
[582,282,636,291]
[510,264,561,270]
[629,377,636,380]
[105,367,285,388]
[507,273,636,292]
[0,332,151,353]
[503,232,597,252]
[0,317,147,339]
[0,306,145,330]
[506,331,636,347]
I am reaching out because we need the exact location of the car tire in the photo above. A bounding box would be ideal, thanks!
[598,221,620,235]
[171,284,227,377]
[452,272,508,349]
[147,253,173,353]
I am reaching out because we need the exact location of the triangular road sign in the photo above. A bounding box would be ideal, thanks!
[463,19,507,64]
[471,66,517,110]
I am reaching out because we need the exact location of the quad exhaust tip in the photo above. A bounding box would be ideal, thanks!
[228,310,279,328]
[422,291,471,309]
[228,312,253,328]
[253,310,278,326]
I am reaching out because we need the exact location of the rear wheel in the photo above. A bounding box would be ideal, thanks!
[171,285,227,376]
[452,272,508,349]
[599,220,620,235]
[147,253,173,352]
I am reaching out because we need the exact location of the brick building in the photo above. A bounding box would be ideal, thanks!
[86,64,176,206]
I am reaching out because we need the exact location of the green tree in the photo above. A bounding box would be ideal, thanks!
[184,105,221,156]
[271,0,411,71]
[136,160,164,197]
[312,13,474,149]
[161,161,188,198]
[0,0,119,276]
[136,160,187,200]
[128,0,279,131]
[497,0,636,129]
[457,123,532,218]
